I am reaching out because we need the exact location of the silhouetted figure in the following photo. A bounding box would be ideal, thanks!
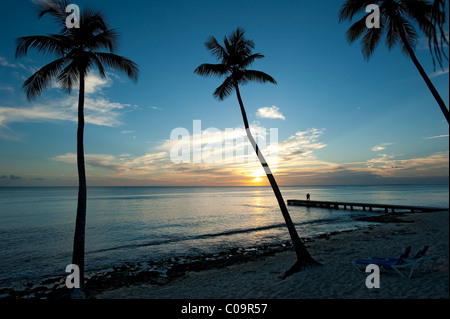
[306,193,310,201]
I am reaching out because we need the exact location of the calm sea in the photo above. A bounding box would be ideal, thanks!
[0,185,448,289]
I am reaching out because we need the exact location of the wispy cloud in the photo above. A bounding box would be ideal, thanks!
[430,67,449,78]
[52,152,170,176]
[49,127,329,185]
[371,143,393,151]
[0,55,33,73]
[424,134,449,139]
[0,73,136,134]
[0,86,14,93]
[276,128,326,161]
[0,96,131,129]
[50,73,113,94]
[256,105,285,120]
[44,126,449,186]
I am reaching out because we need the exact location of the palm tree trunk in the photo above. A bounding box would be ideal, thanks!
[397,21,450,124]
[233,83,321,278]
[72,72,87,296]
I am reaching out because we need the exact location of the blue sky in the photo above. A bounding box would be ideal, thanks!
[0,0,448,186]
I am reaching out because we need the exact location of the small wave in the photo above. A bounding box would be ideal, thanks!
[242,204,273,209]
[87,223,289,255]
[86,218,344,256]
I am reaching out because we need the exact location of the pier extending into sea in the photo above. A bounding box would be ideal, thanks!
[286,199,447,213]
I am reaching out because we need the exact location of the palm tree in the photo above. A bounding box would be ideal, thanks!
[339,0,449,124]
[15,0,138,296]
[429,0,448,70]
[194,27,320,278]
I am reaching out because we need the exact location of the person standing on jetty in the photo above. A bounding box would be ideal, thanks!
[306,193,311,201]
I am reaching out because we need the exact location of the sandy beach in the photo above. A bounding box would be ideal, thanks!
[96,210,449,299]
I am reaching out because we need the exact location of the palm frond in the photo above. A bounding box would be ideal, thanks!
[345,13,373,43]
[361,24,384,60]
[398,17,419,55]
[196,27,276,100]
[36,0,70,34]
[23,57,68,100]
[385,16,400,50]
[213,75,235,100]
[86,52,106,78]
[426,0,448,69]
[194,63,228,77]
[339,0,380,22]
[93,52,139,81]
[241,53,264,68]
[241,70,277,85]
[15,34,70,58]
[85,28,118,52]
[79,8,109,35]
[229,27,254,56]
[57,60,81,93]
[400,0,434,34]
[205,36,228,60]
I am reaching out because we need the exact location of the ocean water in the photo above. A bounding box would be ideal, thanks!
[0,185,448,289]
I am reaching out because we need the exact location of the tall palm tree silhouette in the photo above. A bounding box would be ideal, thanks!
[195,27,320,277]
[339,0,449,124]
[16,0,138,296]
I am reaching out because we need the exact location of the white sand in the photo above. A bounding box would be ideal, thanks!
[97,211,449,299]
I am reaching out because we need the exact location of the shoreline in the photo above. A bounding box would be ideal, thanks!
[97,210,448,299]
[1,210,448,299]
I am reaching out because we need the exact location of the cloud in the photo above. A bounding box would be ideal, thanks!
[44,126,448,186]
[256,106,285,120]
[0,55,32,73]
[161,122,281,166]
[0,97,130,129]
[276,128,326,162]
[430,68,449,78]
[0,73,135,132]
[0,86,14,93]
[424,134,449,139]
[50,73,113,94]
[371,143,393,151]
[52,152,169,175]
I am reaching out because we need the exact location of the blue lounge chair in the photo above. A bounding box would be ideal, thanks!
[369,246,412,263]
[390,246,435,278]
[370,245,429,262]
[352,246,433,279]
[352,246,411,272]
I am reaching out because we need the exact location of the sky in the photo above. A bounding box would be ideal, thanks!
[0,0,448,187]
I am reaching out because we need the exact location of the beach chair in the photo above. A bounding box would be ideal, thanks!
[390,246,437,278]
[352,246,434,279]
[352,246,411,271]
[368,246,412,263]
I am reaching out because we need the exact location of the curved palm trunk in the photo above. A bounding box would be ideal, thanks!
[397,22,449,124]
[71,72,87,297]
[234,83,321,278]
